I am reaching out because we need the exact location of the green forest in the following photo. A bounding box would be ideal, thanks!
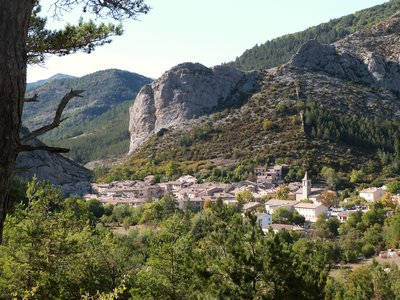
[45,101,131,163]
[301,100,400,178]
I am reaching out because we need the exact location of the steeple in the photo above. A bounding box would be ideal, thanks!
[302,172,311,199]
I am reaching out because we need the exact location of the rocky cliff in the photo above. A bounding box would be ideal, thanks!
[266,11,400,120]
[288,11,400,92]
[16,128,92,196]
[128,63,260,153]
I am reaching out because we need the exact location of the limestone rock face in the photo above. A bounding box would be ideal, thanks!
[16,128,92,196]
[289,39,373,84]
[129,62,260,153]
[288,11,400,92]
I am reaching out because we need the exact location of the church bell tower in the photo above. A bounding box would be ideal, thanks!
[302,172,311,199]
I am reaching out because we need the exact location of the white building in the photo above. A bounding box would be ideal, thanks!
[178,175,198,184]
[359,187,385,202]
[293,203,328,222]
[256,213,272,229]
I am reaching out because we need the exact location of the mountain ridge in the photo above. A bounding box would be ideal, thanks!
[226,0,400,71]
[26,73,75,90]
[24,68,151,130]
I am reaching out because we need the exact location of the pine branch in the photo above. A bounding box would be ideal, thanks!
[22,89,84,143]
[50,0,150,21]
[17,144,70,153]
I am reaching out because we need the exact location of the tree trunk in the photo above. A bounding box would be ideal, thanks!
[0,1,33,243]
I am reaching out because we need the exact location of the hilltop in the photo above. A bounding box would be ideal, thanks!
[26,73,75,90]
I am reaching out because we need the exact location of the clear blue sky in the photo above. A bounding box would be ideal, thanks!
[27,0,389,82]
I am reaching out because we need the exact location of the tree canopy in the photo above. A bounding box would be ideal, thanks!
[0,0,149,241]
[2,177,400,298]
[28,1,149,64]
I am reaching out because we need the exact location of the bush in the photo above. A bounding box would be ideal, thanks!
[361,243,375,258]
[263,119,273,130]
[386,181,400,194]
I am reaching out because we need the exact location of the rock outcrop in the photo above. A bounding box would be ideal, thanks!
[288,12,400,92]
[128,63,260,153]
[289,39,373,85]
[16,128,92,196]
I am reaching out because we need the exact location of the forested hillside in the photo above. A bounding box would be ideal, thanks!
[107,91,399,184]
[226,0,400,71]
[45,101,131,164]
[23,69,152,164]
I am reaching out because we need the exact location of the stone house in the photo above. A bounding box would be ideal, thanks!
[337,211,353,223]
[91,183,111,194]
[176,188,200,200]
[269,224,304,233]
[177,197,204,211]
[254,165,285,184]
[211,192,236,202]
[122,185,162,200]
[265,199,298,214]
[254,166,268,177]
[243,202,264,212]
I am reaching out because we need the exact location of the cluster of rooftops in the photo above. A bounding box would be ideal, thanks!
[83,165,394,231]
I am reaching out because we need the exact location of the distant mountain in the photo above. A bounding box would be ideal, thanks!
[23,69,152,164]
[226,0,400,71]
[26,73,75,90]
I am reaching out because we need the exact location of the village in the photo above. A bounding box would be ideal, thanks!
[83,164,395,233]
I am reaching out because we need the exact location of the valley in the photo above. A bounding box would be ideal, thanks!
[5,0,400,298]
